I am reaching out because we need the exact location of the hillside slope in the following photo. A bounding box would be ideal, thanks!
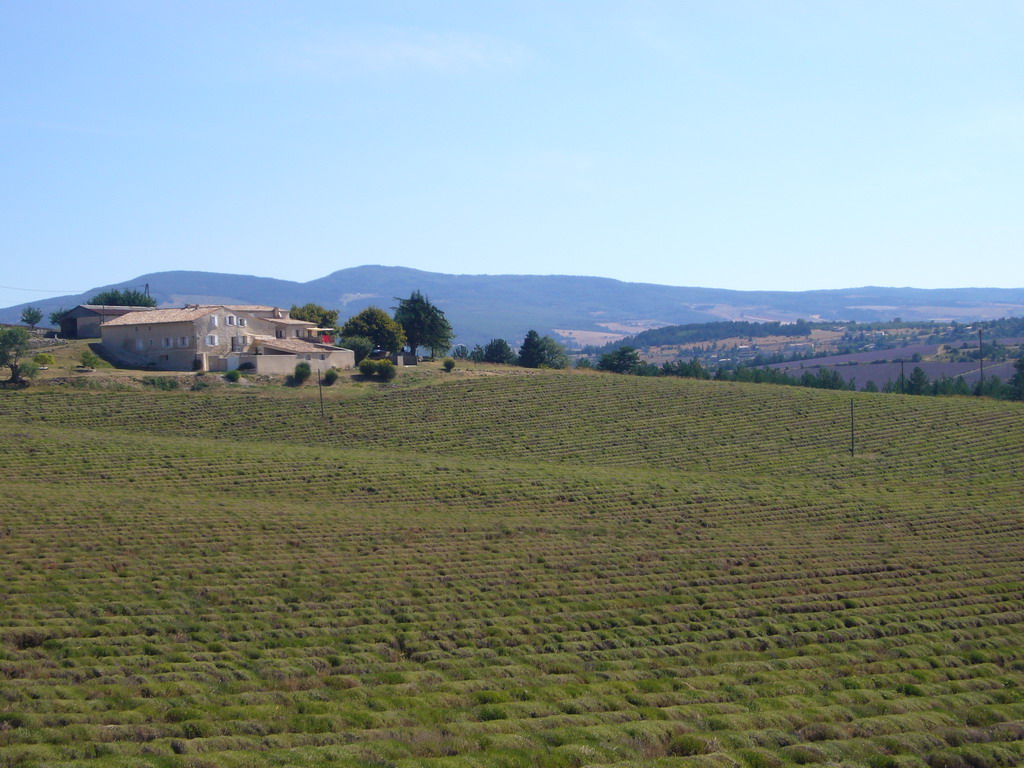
[1,374,1022,768]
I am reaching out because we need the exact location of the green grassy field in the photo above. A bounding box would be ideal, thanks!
[1,372,1022,767]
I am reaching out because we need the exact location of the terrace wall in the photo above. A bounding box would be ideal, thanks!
[218,348,354,374]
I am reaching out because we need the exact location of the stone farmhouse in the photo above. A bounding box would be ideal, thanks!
[100,305,354,373]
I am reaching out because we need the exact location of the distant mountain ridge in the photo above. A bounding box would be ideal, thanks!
[3,266,1023,348]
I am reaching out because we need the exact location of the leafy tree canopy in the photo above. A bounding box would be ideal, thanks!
[1010,356,1024,401]
[89,289,156,307]
[483,338,517,365]
[340,335,374,364]
[340,307,406,353]
[518,331,544,368]
[20,307,43,328]
[49,308,70,326]
[290,303,339,329]
[596,346,641,374]
[0,327,33,382]
[537,336,568,369]
[519,330,568,369]
[79,349,101,369]
[393,291,453,357]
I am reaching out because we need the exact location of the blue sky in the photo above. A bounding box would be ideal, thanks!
[2,1,1022,310]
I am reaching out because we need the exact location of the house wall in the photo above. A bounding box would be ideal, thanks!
[64,306,156,339]
[62,308,104,339]
[74,315,103,339]
[323,348,355,370]
[196,311,281,359]
[101,320,199,370]
[100,309,287,370]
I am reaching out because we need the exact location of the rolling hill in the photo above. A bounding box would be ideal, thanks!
[2,265,1024,348]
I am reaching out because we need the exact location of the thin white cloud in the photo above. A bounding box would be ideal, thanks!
[282,28,530,76]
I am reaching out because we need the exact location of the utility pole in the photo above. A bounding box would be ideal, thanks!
[850,399,855,457]
[317,370,325,420]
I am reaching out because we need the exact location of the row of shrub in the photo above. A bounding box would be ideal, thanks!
[358,359,396,380]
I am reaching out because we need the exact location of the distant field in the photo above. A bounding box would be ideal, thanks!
[760,336,1024,391]
[642,330,847,365]
[766,361,1018,391]
[2,373,1023,767]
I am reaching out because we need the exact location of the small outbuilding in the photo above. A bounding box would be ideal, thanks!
[61,305,157,339]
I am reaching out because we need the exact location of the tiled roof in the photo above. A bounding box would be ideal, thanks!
[217,305,276,311]
[79,305,158,315]
[268,317,315,325]
[102,306,218,326]
[255,338,336,354]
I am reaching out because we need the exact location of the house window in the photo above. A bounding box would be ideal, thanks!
[319,354,325,360]
[294,329,301,338]
[276,330,284,339]
[135,339,144,351]
[238,318,247,327]
[179,336,188,347]
[159,354,169,362]
[227,316,235,325]
[162,337,172,348]
[210,316,218,327]
[206,335,217,346]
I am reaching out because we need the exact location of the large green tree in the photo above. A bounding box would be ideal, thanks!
[1008,356,1024,401]
[518,331,545,368]
[906,366,930,396]
[393,291,453,357]
[49,308,70,327]
[340,335,374,364]
[518,330,569,369]
[89,289,156,307]
[596,346,641,374]
[0,327,33,383]
[483,338,517,365]
[340,307,406,353]
[290,303,339,329]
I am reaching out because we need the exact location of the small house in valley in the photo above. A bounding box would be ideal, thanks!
[99,305,354,372]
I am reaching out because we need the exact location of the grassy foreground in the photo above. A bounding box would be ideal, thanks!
[1,372,1022,768]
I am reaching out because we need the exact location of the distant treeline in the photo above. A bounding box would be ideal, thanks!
[588,319,814,354]
[605,354,859,392]
[975,316,1024,338]
[591,347,1024,401]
